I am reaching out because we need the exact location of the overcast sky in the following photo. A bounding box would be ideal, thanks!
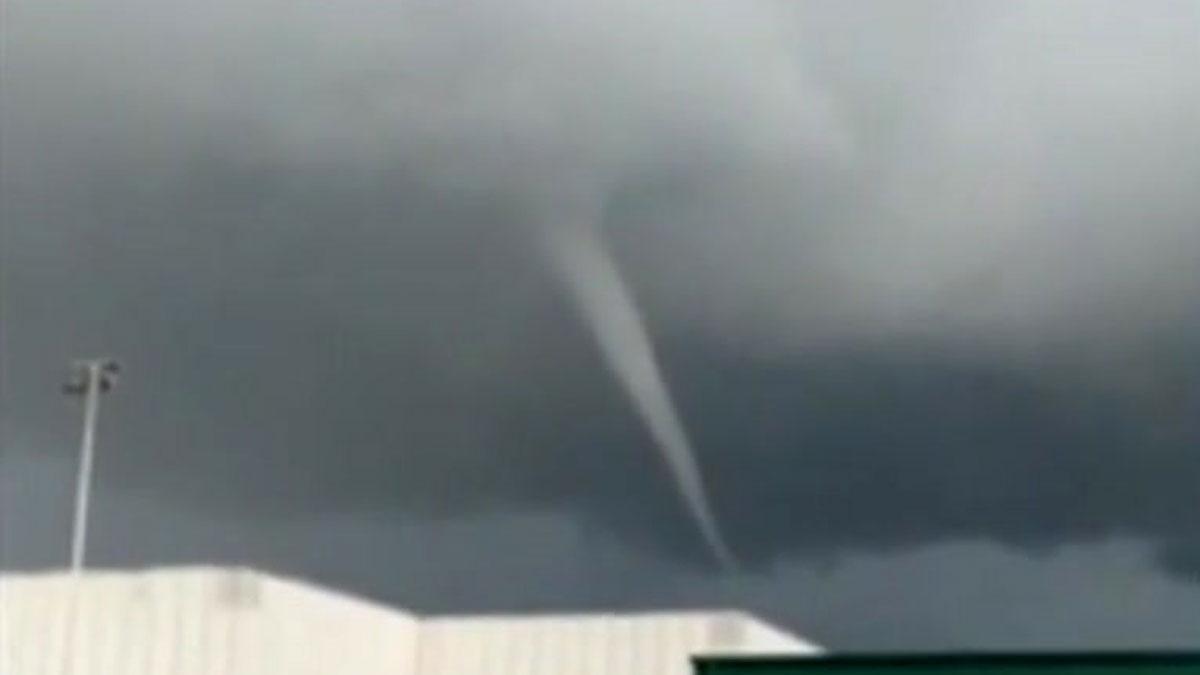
[2,0,1199,649]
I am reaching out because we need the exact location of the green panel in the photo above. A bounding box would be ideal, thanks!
[696,654,1200,675]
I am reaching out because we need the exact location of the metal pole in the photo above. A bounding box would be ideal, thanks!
[70,361,102,573]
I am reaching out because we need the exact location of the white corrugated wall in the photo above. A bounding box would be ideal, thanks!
[0,567,420,675]
[0,567,819,675]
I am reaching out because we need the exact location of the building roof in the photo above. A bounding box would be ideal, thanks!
[1,566,821,675]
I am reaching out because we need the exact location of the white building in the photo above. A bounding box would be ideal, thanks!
[0,566,820,675]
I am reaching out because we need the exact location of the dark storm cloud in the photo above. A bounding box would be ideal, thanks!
[8,457,1200,649]
[3,0,1200,591]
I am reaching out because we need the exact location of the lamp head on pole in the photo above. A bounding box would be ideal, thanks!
[63,359,120,395]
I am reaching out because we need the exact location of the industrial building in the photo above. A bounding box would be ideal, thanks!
[0,566,821,674]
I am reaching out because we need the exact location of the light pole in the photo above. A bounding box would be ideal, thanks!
[62,358,119,573]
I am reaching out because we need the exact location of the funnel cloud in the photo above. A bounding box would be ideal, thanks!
[543,220,736,569]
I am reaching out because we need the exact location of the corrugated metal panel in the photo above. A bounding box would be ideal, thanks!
[0,567,420,675]
[0,567,818,675]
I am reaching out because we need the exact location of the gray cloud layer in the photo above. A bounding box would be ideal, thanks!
[5,451,1200,648]
[3,0,1199,606]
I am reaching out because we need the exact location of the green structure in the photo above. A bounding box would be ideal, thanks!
[696,653,1200,675]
